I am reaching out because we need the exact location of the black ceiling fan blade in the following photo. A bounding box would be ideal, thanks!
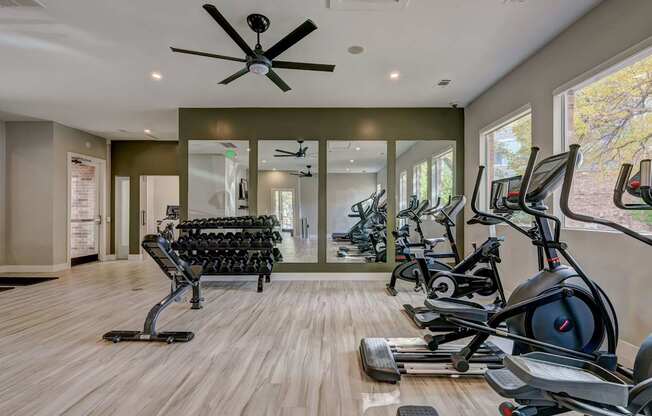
[202,4,254,57]
[266,69,291,92]
[218,68,249,85]
[273,60,335,72]
[274,154,296,157]
[275,149,297,154]
[170,47,246,63]
[264,20,317,60]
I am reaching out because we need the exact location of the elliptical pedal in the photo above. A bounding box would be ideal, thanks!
[396,406,438,416]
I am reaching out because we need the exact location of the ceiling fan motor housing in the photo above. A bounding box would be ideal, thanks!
[247,53,272,75]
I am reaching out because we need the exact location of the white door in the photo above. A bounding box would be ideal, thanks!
[115,176,130,260]
[70,158,102,266]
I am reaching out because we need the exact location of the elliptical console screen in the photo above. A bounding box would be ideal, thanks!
[525,152,571,202]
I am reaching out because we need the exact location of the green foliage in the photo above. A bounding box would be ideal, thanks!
[630,209,652,226]
[493,114,532,178]
[572,53,652,167]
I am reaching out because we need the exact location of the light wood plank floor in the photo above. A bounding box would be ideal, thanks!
[0,260,503,416]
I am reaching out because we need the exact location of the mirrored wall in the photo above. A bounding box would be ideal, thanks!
[327,140,387,263]
[188,140,250,219]
[395,140,457,262]
[257,140,318,263]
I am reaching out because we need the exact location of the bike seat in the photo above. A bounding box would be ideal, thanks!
[425,237,446,246]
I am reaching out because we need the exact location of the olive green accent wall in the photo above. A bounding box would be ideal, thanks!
[178,107,464,273]
[110,141,179,254]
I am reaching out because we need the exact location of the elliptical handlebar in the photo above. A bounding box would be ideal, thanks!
[469,165,532,238]
[561,144,652,246]
[518,147,563,243]
[639,159,652,206]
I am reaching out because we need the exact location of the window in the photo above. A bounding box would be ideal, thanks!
[377,183,382,194]
[399,170,407,227]
[399,170,408,210]
[412,161,428,203]
[561,48,652,233]
[432,149,454,205]
[483,110,532,223]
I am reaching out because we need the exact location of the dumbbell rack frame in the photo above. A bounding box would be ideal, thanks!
[176,218,281,292]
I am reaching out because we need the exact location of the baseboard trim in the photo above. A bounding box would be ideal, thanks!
[202,272,389,283]
[0,263,69,273]
[103,255,117,261]
[128,254,143,261]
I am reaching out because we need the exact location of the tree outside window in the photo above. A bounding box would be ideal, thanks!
[564,50,652,232]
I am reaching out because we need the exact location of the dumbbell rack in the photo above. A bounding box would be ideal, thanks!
[175,216,281,292]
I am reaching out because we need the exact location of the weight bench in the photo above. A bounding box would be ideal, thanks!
[103,234,205,344]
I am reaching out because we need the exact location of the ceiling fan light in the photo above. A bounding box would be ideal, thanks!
[249,63,269,75]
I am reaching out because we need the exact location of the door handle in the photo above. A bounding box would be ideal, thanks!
[141,210,146,226]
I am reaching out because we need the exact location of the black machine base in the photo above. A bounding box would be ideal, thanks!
[396,406,438,416]
[103,330,195,344]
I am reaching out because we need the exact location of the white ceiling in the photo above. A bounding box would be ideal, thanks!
[0,0,600,140]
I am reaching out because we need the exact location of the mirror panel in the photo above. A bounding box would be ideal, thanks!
[188,140,250,219]
[327,140,387,263]
[395,140,457,263]
[257,140,318,263]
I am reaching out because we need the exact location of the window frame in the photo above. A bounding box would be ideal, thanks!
[412,159,429,204]
[479,105,532,212]
[431,148,455,206]
[556,44,652,233]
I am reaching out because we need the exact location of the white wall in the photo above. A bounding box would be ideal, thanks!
[52,123,107,265]
[464,0,652,345]
[327,173,377,235]
[188,154,245,218]
[145,176,179,235]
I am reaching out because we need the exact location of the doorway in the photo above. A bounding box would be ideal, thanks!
[115,176,130,260]
[139,176,180,251]
[69,154,105,266]
[272,188,295,235]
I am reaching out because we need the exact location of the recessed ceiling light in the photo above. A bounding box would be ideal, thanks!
[355,146,361,151]
[262,160,267,163]
[144,129,152,134]
[390,71,400,80]
[348,45,364,55]
[150,72,162,81]
[350,159,354,163]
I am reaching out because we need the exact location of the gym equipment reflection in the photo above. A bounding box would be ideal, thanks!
[327,140,387,263]
[257,140,318,263]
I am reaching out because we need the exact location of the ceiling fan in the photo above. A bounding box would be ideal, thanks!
[274,140,308,158]
[170,4,336,92]
[291,165,313,178]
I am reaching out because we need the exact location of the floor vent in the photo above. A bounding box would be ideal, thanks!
[328,0,409,11]
[0,0,45,8]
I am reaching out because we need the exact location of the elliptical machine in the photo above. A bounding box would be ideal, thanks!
[360,147,619,382]
[482,146,652,416]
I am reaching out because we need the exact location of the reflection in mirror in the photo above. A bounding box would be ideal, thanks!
[328,140,387,263]
[257,140,318,263]
[188,140,250,219]
[395,140,460,265]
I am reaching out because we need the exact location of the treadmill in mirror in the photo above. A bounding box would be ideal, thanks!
[0,277,58,286]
